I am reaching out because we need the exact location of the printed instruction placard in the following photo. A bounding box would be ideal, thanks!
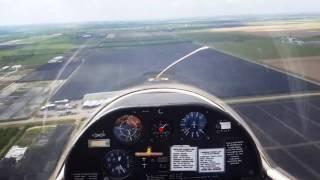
[198,148,225,173]
[170,145,197,171]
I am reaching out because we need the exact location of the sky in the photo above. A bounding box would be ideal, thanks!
[0,0,320,26]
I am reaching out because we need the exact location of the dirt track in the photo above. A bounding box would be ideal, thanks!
[262,56,320,82]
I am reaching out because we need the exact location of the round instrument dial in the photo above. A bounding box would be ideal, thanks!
[113,115,142,144]
[104,149,134,179]
[180,112,207,140]
[151,120,172,140]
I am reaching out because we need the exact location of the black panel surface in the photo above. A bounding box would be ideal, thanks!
[65,104,264,180]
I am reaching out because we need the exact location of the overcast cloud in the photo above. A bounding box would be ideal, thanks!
[0,0,319,25]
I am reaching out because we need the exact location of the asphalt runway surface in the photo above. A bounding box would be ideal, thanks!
[51,42,320,101]
[232,97,320,180]
[51,42,199,100]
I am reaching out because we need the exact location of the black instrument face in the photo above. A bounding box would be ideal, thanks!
[151,119,172,140]
[180,112,207,140]
[104,149,134,179]
[65,104,265,180]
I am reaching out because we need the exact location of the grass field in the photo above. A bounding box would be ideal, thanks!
[0,120,76,158]
[0,33,84,67]
[177,31,320,61]
[0,127,20,150]
[0,127,25,157]
[16,125,56,147]
[95,39,191,49]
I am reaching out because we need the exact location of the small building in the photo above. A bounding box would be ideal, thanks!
[11,64,22,70]
[82,99,106,108]
[40,103,56,111]
[82,91,125,109]
[64,103,76,109]
[54,99,69,105]
[1,66,10,70]
[56,103,76,111]
[58,110,76,116]
[106,33,115,39]
[287,37,304,45]
[4,145,28,163]
[81,34,92,38]
[48,56,64,63]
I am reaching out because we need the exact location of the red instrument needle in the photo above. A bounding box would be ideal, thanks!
[159,123,167,133]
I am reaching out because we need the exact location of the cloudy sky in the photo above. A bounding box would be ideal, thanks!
[0,0,319,25]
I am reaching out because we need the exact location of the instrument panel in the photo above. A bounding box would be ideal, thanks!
[65,104,265,180]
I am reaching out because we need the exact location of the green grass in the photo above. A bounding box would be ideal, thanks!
[0,127,25,157]
[16,126,56,147]
[0,128,20,150]
[95,39,191,49]
[0,120,75,157]
[0,33,83,66]
[177,31,320,60]
[302,35,320,41]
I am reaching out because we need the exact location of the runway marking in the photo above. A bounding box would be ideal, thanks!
[155,46,209,79]
[256,105,320,151]
[307,99,320,111]
[225,92,320,104]
[48,43,88,97]
[264,141,320,150]
[279,102,320,128]
[40,43,88,127]
[242,99,320,128]
[238,111,320,178]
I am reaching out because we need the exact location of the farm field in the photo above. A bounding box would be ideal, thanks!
[261,56,320,82]
[177,31,320,61]
[176,20,320,61]
[0,33,83,67]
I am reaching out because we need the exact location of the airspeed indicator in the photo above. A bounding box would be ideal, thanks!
[180,112,207,140]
